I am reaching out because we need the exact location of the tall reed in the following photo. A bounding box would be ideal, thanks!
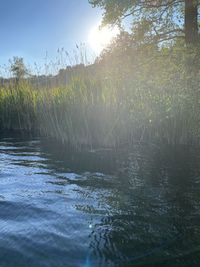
[0,46,199,148]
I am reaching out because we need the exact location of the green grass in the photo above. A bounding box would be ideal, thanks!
[0,46,199,148]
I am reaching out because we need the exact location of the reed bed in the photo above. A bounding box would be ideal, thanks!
[0,47,199,148]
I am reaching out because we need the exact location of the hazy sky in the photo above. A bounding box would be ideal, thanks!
[0,0,103,72]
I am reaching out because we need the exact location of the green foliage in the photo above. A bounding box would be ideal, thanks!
[10,57,28,83]
[0,42,199,147]
[89,0,199,45]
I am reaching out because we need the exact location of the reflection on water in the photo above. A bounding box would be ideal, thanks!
[0,135,200,267]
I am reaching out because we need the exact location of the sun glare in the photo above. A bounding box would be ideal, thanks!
[88,24,119,54]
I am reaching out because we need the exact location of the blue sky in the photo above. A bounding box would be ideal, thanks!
[0,0,103,74]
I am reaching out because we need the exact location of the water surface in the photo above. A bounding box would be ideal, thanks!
[0,136,200,267]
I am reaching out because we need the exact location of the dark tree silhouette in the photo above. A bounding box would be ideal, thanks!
[89,0,199,45]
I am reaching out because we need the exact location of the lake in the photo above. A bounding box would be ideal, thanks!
[0,135,200,267]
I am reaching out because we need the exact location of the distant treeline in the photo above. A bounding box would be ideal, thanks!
[0,63,98,89]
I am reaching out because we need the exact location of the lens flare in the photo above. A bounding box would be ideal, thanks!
[88,24,119,54]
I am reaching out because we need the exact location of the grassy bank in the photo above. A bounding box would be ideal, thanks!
[0,46,199,148]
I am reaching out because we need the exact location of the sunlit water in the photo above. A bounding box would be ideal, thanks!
[0,135,200,267]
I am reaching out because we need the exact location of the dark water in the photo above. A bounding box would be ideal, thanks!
[0,136,200,267]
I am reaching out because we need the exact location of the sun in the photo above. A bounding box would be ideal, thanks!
[88,24,119,54]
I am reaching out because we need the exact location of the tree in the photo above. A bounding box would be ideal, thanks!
[89,0,199,46]
[10,57,28,83]
[185,0,199,44]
